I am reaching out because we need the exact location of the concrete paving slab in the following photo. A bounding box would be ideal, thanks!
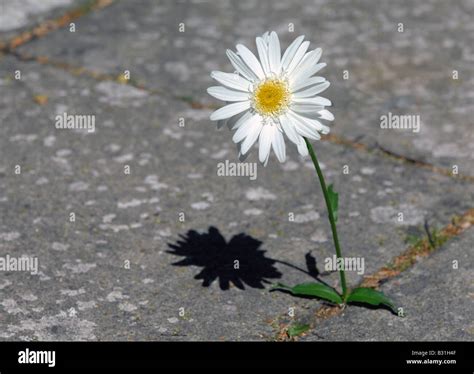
[301,228,474,341]
[0,54,472,340]
[14,0,474,176]
[0,0,89,42]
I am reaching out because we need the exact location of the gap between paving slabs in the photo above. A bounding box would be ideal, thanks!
[272,208,474,340]
[0,0,177,101]
[1,0,473,183]
[0,0,114,52]
[2,0,473,340]
[5,47,474,184]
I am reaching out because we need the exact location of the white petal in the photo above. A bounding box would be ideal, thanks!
[290,110,330,135]
[292,96,332,107]
[292,81,330,98]
[232,113,259,143]
[302,48,322,65]
[268,31,281,74]
[287,111,322,140]
[258,125,274,163]
[285,41,310,76]
[291,104,325,114]
[291,76,326,91]
[272,128,286,162]
[317,109,335,121]
[297,135,309,156]
[292,63,327,85]
[305,118,330,135]
[236,44,265,79]
[264,153,270,166]
[207,86,250,102]
[241,117,263,155]
[289,48,322,82]
[231,111,252,130]
[226,50,258,82]
[222,111,243,130]
[299,111,333,121]
[210,101,251,121]
[281,35,305,71]
[262,31,270,44]
[210,71,252,91]
[256,37,271,76]
[294,124,321,140]
[279,114,301,146]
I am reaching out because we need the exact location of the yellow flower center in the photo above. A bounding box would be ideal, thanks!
[253,79,290,117]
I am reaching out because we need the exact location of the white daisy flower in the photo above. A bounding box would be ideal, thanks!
[208,31,334,165]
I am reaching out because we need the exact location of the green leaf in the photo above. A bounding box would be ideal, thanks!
[272,282,343,304]
[346,287,397,314]
[328,184,339,222]
[287,324,310,338]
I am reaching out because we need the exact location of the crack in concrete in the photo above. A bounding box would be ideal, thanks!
[6,46,474,184]
[0,0,114,52]
[4,48,202,107]
[1,0,472,341]
[274,207,474,340]
[375,143,474,183]
[1,0,472,184]
[325,134,474,182]
[362,208,474,289]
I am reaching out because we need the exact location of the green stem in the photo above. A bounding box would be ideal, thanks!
[304,137,348,301]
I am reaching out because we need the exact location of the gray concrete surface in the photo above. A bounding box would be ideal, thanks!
[13,0,474,175]
[301,228,474,341]
[0,0,473,341]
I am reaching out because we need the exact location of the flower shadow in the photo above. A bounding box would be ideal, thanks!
[167,226,282,290]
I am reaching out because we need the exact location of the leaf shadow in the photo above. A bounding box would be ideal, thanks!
[347,301,399,316]
[270,250,335,296]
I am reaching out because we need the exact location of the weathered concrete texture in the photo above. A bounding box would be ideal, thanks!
[301,228,474,341]
[15,0,474,176]
[0,52,472,340]
[0,0,89,41]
